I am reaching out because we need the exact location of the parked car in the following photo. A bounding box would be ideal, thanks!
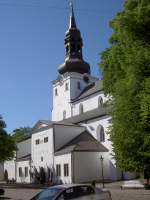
[30,184,112,200]
[0,188,5,196]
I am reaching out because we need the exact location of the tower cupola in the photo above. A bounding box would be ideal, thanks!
[58,2,90,75]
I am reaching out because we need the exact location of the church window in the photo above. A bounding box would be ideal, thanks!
[41,156,43,162]
[65,83,69,91]
[55,88,58,96]
[35,139,40,145]
[64,164,69,177]
[96,125,105,142]
[56,164,61,176]
[25,167,28,177]
[19,167,22,177]
[44,137,48,143]
[98,96,103,108]
[77,81,81,90]
[79,104,84,114]
[63,110,66,119]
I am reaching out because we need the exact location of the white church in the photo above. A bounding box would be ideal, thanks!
[2,4,136,184]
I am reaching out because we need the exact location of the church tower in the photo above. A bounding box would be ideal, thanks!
[52,3,98,121]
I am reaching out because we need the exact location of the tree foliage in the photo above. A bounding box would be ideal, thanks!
[101,0,150,172]
[0,116,16,162]
[11,127,32,143]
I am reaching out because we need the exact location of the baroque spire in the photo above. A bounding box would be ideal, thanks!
[58,1,90,75]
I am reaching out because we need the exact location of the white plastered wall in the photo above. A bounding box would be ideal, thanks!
[72,92,107,116]
[31,128,54,171]
[52,77,71,121]
[54,153,72,184]
[4,160,16,180]
[16,160,30,183]
[73,152,109,183]
[81,116,122,181]
[52,72,98,121]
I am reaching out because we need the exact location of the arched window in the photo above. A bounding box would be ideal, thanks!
[79,104,84,114]
[65,83,69,91]
[96,125,105,142]
[77,81,81,90]
[98,96,103,108]
[55,88,58,96]
[63,110,66,119]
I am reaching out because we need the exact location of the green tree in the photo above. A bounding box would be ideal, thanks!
[101,0,150,174]
[0,116,16,162]
[11,127,32,143]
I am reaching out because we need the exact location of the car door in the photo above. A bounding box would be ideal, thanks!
[56,186,95,200]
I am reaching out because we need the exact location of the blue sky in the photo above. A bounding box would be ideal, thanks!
[0,0,124,133]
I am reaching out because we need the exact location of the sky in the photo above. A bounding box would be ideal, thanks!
[0,0,124,133]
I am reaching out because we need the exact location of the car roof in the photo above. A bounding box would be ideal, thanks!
[48,184,93,190]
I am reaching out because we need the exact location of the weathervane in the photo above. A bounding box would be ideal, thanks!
[69,0,73,6]
[69,0,74,13]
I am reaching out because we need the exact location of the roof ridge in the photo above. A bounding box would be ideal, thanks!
[71,80,103,102]
[71,82,95,101]
[56,130,92,152]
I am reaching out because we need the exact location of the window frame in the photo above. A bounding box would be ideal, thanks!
[96,125,105,142]
[77,81,81,90]
[98,96,103,108]
[79,104,84,114]
[35,139,40,145]
[65,83,69,91]
[63,110,66,119]
[19,167,22,177]
[41,156,44,162]
[56,164,61,177]
[44,137,48,143]
[64,163,69,177]
[25,167,28,177]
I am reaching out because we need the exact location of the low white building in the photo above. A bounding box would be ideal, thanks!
[30,122,108,184]
[4,3,136,184]
[4,136,31,183]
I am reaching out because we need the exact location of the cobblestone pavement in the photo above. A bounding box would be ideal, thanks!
[1,185,150,200]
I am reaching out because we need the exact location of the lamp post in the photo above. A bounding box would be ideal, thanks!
[100,155,105,188]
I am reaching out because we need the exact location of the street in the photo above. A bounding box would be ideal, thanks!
[1,185,150,200]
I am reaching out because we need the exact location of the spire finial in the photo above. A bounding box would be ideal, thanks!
[69,0,77,29]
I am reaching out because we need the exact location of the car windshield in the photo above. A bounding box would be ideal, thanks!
[33,188,62,200]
